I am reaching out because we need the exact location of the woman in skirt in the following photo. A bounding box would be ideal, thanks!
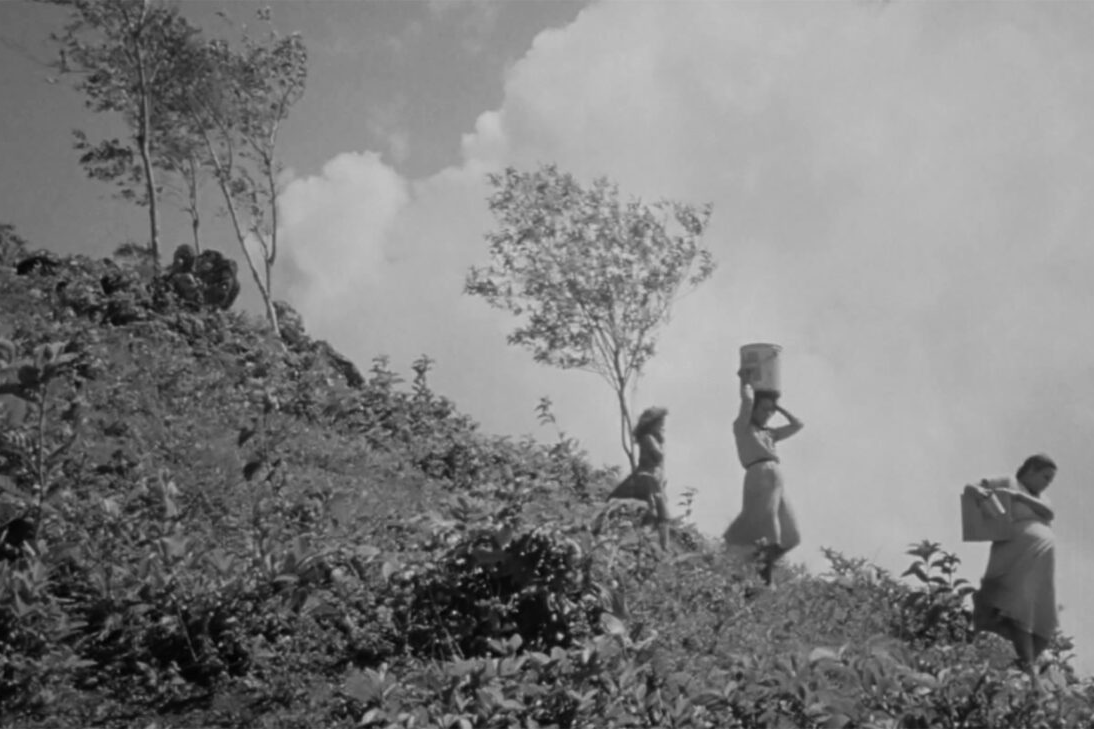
[724,370,803,585]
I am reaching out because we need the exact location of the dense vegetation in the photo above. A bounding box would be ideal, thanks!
[2,240,1094,728]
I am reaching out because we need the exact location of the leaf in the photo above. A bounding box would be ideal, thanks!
[161,489,179,520]
[0,339,14,368]
[808,647,841,665]
[206,549,235,575]
[100,496,120,517]
[12,591,31,618]
[355,544,381,561]
[600,612,626,637]
[0,472,30,499]
[160,534,189,560]
[608,586,628,619]
[901,562,929,584]
[381,561,399,583]
[494,524,513,548]
[358,708,387,726]
[45,430,79,466]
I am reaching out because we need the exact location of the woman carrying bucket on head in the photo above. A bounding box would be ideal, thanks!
[724,343,804,586]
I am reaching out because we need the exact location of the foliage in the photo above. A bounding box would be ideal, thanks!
[391,507,600,660]
[896,540,977,646]
[45,0,201,265]
[44,1,306,327]
[175,9,309,339]
[0,338,85,530]
[466,164,716,468]
[2,250,1093,728]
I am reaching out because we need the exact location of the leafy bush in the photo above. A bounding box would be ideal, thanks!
[896,540,977,647]
[2,250,1093,729]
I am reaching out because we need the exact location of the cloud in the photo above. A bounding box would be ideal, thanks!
[278,151,409,313]
[280,0,1094,669]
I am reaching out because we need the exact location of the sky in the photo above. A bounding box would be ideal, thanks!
[2,0,1094,672]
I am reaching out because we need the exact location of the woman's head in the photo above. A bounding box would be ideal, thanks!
[1016,453,1057,495]
[751,390,779,427]
[633,406,668,440]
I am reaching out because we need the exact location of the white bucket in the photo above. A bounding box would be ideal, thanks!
[740,343,782,394]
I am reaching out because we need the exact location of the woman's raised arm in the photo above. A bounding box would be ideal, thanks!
[771,404,804,441]
[736,372,755,425]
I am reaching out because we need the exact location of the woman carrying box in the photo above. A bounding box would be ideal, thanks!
[971,453,1058,692]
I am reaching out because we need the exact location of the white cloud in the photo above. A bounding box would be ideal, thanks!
[278,151,409,313]
[280,0,1094,669]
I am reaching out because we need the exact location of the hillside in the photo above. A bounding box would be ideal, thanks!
[2,242,1093,729]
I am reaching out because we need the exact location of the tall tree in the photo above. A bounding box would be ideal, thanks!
[46,0,199,268]
[466,165,716,469]
[151,87,210,254]
[179,10,307,338]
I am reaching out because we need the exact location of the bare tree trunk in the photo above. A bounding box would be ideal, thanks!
[135,45,160,269]
[615,382,636,470]
[251,228,281,340]
[261,292,280,340]
[609,346,637,470]
[263,149,279,271]
[196,122,281,337]
[216,176,281,339]
[187,155,201,253]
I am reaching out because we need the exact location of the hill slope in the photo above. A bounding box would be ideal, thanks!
[1,246,1092,729]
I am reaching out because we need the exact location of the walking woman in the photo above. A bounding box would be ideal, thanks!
[724,371,804,585]
[608,406,670,551]
[971,453,1059,692]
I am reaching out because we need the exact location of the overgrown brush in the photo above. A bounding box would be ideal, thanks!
[2,251,1093,728]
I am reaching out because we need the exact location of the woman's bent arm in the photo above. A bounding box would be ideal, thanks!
[771,405,803,441]
[638,433,663,463]
[1011,491,1055,522]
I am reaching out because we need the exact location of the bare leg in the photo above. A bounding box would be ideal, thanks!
[651,493,670,552]
[760,544,786,586]
[758,559,774,586]
[1011,625,1043,692]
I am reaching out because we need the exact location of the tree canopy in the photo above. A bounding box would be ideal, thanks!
[466,165,716,467]
[48,0,201,266]
[46,0,307,336]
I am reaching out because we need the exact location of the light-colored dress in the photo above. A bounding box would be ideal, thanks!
[723,399,800,551]
[972,476,1057,646]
